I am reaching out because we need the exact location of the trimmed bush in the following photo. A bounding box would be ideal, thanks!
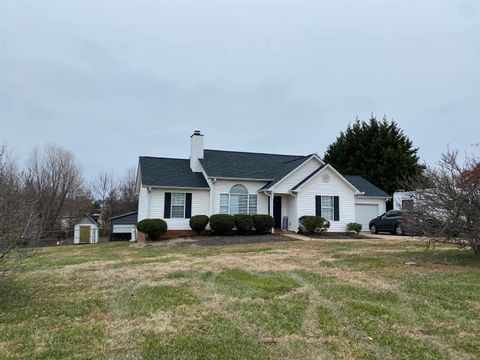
[136,219,167,240]
[233,214,254,235]
[347,222,362,234]
[189,215,209,235]
[253,215,275,234]
[298,216,330,234]
[209,214,235,235]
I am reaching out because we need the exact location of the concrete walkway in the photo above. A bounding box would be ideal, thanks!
[280,233,313,241]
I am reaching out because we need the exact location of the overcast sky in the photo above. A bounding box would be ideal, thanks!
[1,0,479,180]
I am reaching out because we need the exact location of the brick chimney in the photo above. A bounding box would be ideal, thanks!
[190,130,204,172]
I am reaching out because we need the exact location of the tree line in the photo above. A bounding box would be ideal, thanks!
[0,143,137,276]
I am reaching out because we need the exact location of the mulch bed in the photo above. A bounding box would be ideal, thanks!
[309,232,371,240]
[139,234,297,248]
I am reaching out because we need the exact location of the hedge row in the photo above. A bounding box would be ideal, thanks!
[137,214,276,239]
[198,214,275,235]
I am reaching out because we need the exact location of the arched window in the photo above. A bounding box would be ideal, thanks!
[230,184,248,195]
[220,184,258,215]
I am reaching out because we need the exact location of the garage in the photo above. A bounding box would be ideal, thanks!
[110,211,138,240]
[355,204,379,232]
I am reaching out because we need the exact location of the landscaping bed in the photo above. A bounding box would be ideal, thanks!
[140,234,297,248]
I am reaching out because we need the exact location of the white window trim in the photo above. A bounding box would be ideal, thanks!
[171,192,186,219]
[321,195,334,221]
[220,193,257,215]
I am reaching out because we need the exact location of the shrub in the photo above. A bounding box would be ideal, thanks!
[189,215,209,234]
[298,216,330,234]
[253,215,275,234]
[347,222,362,234]
[233,214,254,234]
[136,219,167,240]
[209,214,235,235]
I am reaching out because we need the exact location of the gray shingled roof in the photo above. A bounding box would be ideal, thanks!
[344,175,390,197]
[200,149,313,189]
[139,157,209,189]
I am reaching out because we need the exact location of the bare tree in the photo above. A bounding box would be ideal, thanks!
[0,146,36,278]
[91,171,118,227]
[404,149,480,255]
[24,144,83,236]
[117,167,138,213]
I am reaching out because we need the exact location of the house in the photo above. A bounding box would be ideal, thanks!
[109,211,138,240]
[73,214,99,244]
[135,131,390,236]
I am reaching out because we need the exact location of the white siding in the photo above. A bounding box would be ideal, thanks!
[297,167,356,232]
[137,187,210,230]
[273,157,322,193]
[212,180,269,215]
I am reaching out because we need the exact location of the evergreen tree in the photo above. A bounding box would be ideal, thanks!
[324,115,423,195]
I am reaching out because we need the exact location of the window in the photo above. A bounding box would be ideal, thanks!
[248,194,257,215]
[219,184,257,215]
[321,196,334,221]
[220,194,229,214]
[171,193,186,218]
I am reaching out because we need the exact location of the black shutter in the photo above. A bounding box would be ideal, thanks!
[268,196,271,215]
[185,193,192,218]
[164,192,171,218]
[334,196,340,221]
[315,196,322,217]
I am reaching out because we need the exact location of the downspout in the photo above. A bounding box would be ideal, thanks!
[210,178,217,216]
[146,187,152,218]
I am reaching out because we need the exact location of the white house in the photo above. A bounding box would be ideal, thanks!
[136,131,390,234]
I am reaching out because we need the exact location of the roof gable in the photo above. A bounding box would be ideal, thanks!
[291,164,361,193]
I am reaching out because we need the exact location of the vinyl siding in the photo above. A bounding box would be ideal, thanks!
[297,167,356,232]
[137,187,210,230]
[272,157,322,193]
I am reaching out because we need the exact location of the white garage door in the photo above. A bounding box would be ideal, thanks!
[355,204,379,232]
[112,224,136,234]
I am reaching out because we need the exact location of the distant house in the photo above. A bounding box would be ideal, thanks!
[74,214,99,244]
[135,131,390,235]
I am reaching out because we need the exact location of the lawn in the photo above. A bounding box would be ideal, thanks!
[1,236,479,359]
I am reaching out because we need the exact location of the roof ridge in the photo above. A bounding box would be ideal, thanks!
[140,156,189,161]
[204,148,306,158]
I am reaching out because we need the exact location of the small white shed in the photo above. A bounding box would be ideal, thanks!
[74,214,99,244]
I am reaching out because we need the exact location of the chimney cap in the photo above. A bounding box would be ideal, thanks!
[191,130,203,137]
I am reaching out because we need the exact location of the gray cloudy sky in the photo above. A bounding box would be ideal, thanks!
[1,0,479,180]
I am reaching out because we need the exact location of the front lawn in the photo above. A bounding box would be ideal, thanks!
[1,237,479,359]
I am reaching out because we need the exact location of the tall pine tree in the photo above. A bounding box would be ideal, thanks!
[324,116,423,195]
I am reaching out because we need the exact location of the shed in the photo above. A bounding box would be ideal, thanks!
[74,214,99,244]
[110,211,138,240]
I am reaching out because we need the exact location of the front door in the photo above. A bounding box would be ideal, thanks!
[273,196,282,229]
[80,226,90,242]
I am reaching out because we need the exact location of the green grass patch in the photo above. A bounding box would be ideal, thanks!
[125,285,199,316]
[234,293,309,336]
[142,316,268,360]
[212,268,300,298]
